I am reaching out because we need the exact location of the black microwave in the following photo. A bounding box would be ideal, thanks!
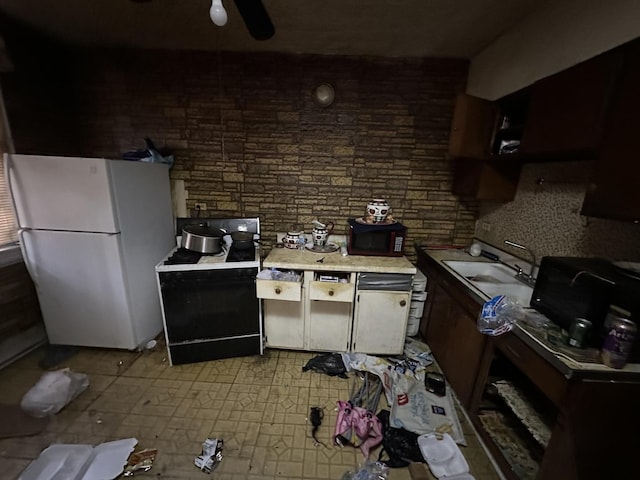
[531,256,640,356]
[347,218,406,257]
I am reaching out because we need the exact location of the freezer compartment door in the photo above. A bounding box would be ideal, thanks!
[6,154,119,232]
[20,229,140,349]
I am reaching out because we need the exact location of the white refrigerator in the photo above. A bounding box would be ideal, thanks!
[4,153,175,350]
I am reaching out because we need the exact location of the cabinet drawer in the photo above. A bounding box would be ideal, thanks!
[494,333,567,408]
[256,277,302,302]
[309,281,354,303]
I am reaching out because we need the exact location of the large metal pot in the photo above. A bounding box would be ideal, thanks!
[181,224,226,254]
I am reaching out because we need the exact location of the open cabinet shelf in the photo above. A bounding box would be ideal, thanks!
[472,348,558,480]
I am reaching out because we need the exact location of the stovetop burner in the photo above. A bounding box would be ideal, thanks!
[226,244,256,262]
[163,244,256,265]
[164,247,226,265]
[160,217,260,268]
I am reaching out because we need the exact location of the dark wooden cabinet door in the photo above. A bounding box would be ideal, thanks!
[423,276,488,409]
[445,300,486,407]
[452,157,521,201]
[447,93,522,201]
[425,282,453,369]
[520,50,622,158]
[448,93,497,158]
[581,41,640,221]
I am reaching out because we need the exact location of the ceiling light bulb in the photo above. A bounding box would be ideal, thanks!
[210,0,228,26]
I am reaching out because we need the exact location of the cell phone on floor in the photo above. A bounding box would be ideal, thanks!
[425,372,446,397]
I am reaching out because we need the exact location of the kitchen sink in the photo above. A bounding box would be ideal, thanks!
[443,260,534,307]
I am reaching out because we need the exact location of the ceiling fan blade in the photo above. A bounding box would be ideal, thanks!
[233,0,275,40]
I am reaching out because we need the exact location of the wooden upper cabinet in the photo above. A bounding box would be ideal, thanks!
[581,41,640,221]
[447,93,521,201]
[448,93,498,158]
[520,50,623,158]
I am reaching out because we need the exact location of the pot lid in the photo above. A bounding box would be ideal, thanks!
[183,224,225,237]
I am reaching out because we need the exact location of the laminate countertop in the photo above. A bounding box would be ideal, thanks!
[418,246,640,379]
[262,247,416,274]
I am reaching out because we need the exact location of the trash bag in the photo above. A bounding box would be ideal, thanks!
[302,353,348,378]
[376,409,424,468]
[122,137,174,167]
[20,368,89,418]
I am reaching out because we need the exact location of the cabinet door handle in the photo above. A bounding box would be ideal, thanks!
[328,290,334,296]
[275,287,282,294]
[400,300,406,307]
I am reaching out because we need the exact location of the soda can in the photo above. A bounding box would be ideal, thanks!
[568,318,592,348]
[601,311,637,369]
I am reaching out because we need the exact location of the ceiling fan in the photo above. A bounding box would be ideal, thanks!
[131,0,274,40]
[209,0,275,40]
[230,0,275,41]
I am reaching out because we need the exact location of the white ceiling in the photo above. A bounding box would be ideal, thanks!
[0,0,547,58]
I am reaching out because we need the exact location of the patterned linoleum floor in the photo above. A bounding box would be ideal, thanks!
[0,342,500,479]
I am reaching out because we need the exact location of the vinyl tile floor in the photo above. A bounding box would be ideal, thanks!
[0,341,500,480]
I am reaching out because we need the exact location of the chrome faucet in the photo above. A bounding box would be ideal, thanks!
[504,240,537,286]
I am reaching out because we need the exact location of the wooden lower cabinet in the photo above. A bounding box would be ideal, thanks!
[416,247,640,479]
[423,276,488,408]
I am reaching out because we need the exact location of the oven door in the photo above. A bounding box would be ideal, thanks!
[158,267,261,364]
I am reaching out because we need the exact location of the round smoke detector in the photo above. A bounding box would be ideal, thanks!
[313,83,335,107]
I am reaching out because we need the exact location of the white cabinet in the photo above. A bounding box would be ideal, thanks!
[258,250,416,354]
[258,272,305,349]
[352,290,411,354]
[307,273,355,352]
[258,270,355,351]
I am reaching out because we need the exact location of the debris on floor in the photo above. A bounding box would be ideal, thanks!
[377,409,424,468]
[339,351,465,445]
[194,438,224,474]
[302,352,348,378]
[418,433,475,479]
[403,337,434,367]
[19,437,138,480]
[123,448,158,476]
[20,368,89,418]
[334,372,384,457]
[308,406,326,447]
[340,459,389,480]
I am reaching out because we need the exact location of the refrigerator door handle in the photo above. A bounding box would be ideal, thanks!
[18,229,39,288]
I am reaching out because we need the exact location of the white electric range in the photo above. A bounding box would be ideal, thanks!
[154,217,263,365]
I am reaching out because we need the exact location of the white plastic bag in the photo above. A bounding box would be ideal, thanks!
[388,370,465,445]
[21,368,90,418]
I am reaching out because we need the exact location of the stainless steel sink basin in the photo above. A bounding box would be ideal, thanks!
[443,260,533,306]
[443,261,518,284]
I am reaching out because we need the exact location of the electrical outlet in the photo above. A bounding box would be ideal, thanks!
[195,202,207,211]
[481,222,491,232]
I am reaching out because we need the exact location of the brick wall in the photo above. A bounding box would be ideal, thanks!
[3,47,477,261]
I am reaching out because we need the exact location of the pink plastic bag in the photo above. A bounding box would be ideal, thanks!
[333,400,383,457]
